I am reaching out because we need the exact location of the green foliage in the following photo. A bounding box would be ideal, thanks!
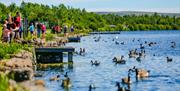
[0,2,179,33]
[46,33,54,41]
[0,25,2,38]
[0,73,9,91]
[0,43,30,59]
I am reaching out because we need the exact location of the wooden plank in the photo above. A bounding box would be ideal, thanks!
[35,47,75,53]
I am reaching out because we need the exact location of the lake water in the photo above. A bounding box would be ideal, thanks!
[36,30,180,91]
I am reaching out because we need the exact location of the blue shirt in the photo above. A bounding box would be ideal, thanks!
[29,25,34,32]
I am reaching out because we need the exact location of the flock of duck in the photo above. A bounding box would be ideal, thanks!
[89,35,175,91]
[48,72,72,88]
[37,34,176,91]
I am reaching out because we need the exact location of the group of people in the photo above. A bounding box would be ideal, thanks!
[1,12,47,43]
[1,12,22,43]
[29,22,46,39]
[51,24,74,36]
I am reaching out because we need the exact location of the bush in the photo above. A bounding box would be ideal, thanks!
[0,43,30,59]
[46,33,54,41]
[0,73,9,91]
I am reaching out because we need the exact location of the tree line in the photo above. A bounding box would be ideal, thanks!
[0,1,180,33]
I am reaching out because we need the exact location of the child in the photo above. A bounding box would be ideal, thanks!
[29,23,34,37]
[3,26,10,43]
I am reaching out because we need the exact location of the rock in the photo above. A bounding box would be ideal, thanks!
[8,67,33,82]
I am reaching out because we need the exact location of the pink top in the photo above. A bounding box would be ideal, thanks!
[3,29,10,37]
[41,24,46,31]
[15,16,21,27]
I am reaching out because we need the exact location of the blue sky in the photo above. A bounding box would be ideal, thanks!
[0,0,180,13]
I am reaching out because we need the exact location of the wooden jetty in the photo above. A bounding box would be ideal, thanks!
[89,31,121,34]
[35,47,75,63]
[68,37,81,42]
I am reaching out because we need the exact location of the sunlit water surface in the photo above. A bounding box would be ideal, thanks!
[36,30,180,91]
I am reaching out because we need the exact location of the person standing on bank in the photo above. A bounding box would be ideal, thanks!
[37,22,41,38]
[29,22,34,38]
[7,14,16,43]
[14,12,21,39]
[41,24,46,39]
[64,25,68,37]
[70,26,74,32]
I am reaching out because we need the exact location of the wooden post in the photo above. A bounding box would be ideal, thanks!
[68,52,73,62]
[59,52,63,62]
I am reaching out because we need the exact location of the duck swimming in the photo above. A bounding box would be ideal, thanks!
[128,49,138,58]
[113,56,126,64]
[89,84,96,91]
[61,77,72,88]
[116,82,125,91]
[64,72,68,78]
[122,69,132,84]
[49,75,60,81]
[91,60,100,66]
[133,66,150,78]
[166,57,173,62]
[140,44,145,49]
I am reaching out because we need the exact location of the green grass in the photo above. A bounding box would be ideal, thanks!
[0,43,30,59]
[0,26,2,40]
[0,73,9,91]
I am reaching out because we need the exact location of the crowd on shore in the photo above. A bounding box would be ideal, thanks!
[1,12,75,44]
[0,12,47,43]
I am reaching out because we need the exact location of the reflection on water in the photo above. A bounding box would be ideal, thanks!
[36,30,180,91]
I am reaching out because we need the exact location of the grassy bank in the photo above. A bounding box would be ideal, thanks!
[0,43,30,59]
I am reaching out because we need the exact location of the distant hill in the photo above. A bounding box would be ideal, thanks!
[95,11,180,17]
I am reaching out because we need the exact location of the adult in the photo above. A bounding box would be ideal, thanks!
[7,14,16,43]
[55,25,61,34]
[1,19,8,40]
[64,25,68,36]
[70,26,74,32]
[2,25,10,43]
[41,24,46,39]
[37,22,41,38]
[52,25,56,34]
[14,12,21,39]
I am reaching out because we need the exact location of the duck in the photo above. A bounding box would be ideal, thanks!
[115,41,120,45]
[79,48,83,55]
[34,80,45,87]
[49,75,60,81]
[116,82,125,91]
[144,41,147,44]
[91,60,100,66]
[89,84,96,91]
[113,56,126,64]
[132,38,135,42]
[64,72,68,78]
[139,50,146,57]
[61,77,72,88]
[83,48,86,53]
[170,41,176,48]
[120,42,125,45]
[133,66,150,78]
[140,44,145,49]
[166,57,172,62]
[122,72,132,84]
[128,49,138,58]
[136,56,142,62]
